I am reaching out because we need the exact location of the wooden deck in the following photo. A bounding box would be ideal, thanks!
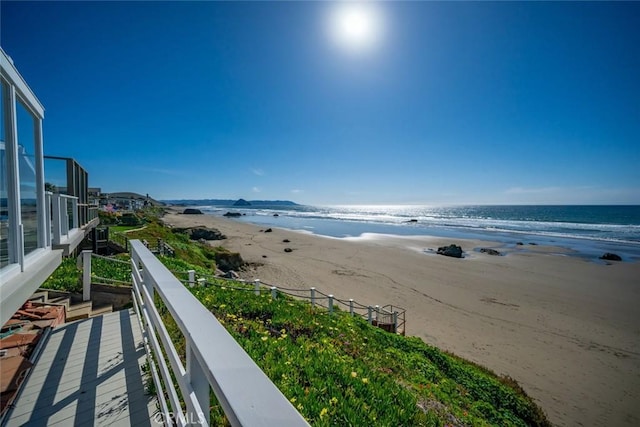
[4,309,158,426]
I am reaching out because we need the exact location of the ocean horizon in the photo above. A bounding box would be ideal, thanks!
[175,203,640,262]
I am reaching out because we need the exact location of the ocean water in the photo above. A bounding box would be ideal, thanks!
[195,204,640,261]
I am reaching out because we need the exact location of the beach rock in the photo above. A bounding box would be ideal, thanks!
[264,228,273,233]
[282,239,290,243]
[273,213,279,217]
[183,208,203,215]
[516,242,524,246]
[284,248,293,253]
[223,270,240,279]
[480,248,501,256]
[189,227,226,241]
[223,211,242,217]
[214,251,244,272]
[600,252,622,261]
[437,244,463,258]
[233,198,251,206]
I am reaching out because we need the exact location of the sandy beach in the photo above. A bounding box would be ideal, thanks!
[162,209,640,426]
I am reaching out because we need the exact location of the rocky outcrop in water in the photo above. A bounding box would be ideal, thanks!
[600,253,622,261]
[223,211,242,217]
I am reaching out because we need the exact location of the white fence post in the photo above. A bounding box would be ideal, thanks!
[197,278,206,287]
[375,305,380,323]
[310,287,316,307]
[328,295,334,314]
[368,306,373,324]
[349,299,354,316]
[82,250,92,302]
[271,286,277,300]
[188,270,195,287]
[254,279,261,296]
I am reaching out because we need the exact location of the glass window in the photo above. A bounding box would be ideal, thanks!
[16,99,38,256]
[0,82,8,268]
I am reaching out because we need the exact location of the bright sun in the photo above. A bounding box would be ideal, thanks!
[326,2,385,54]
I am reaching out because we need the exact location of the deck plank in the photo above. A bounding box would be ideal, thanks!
[4,309,157,426]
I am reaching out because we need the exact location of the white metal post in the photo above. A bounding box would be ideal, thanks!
[45,192,52,247]
[349,299,354,316]
[310,287,316,307]
[52,194,61,244]
[375,305,380,322]
[271,286,277,300]
[17,224,24,272]
[254,279,261,296]
[4,83,21,264]
[71,198,79,229]
[34,117,46,249]
[328,295,334,314]
[82,250,92,301]
[188,270,195,287]
[367,306,373,324]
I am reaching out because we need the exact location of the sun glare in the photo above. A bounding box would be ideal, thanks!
[326,2,385,55]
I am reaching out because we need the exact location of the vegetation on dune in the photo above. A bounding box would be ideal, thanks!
[161,279,549,426]
[45,208,549,426]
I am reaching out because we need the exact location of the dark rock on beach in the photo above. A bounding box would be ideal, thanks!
[282,239,290,243]
[480,248,501,256]
[437,244,463,258]
[189,227,226,241]
[214,251,244,272]
[223,211,242,217]
[264,228,273,233]
[600,252,622,261]
[183,208,203,215]
[284,248,293,253]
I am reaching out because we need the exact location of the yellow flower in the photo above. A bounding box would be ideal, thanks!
[350,371,357,378]
[319,407,328,419]
[297,403,304,411]
[290,397,297,403]
[261,336,268,341]
[330,397,338,406]
[362,378,369,384]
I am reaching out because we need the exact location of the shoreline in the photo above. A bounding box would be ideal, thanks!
[162,208,640,426]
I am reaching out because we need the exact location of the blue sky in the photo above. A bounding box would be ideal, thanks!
[2,1,638,205]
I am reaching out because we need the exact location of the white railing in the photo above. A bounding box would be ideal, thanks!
[129,239,309,427]
[51,193,78,245]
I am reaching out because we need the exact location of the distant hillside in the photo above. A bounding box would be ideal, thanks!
[163,199,300,207]
[107,192,164,206]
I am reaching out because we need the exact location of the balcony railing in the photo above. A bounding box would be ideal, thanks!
[129,239,309,427]
[48,192,99,255]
